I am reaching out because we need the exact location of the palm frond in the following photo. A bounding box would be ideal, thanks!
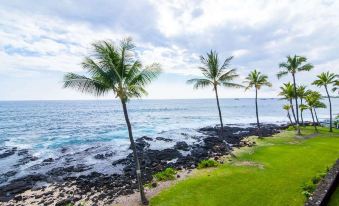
[82,57,116,84]
[187,78,213,89]
[218,68,238,81]
[299,104,309,111]
[312,71,337,87]
[63,73,110,96]
[298,63,313,71]
[219,56,234,77]
[244,69,271,90]
[63,38,160,100]
[129,63,161,86]
[276,70,288,79]
[222,82,244,88]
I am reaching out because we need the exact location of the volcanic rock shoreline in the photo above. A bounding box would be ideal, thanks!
[0,124,287,205]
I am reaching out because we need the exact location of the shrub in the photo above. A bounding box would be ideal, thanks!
[301,181,317,198]
[301,168,328,198]
[154,168,177,181]
[311,172,326,184]
[197,159,219,169]
[145,181,158,188]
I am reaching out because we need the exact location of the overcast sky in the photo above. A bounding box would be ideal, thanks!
[0,0,338,100]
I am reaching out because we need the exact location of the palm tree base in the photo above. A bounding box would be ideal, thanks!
[142,199,149,205]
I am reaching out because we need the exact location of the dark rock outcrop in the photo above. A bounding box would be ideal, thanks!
[0,124,285,204]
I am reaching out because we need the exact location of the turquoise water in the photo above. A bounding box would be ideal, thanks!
[0,98,337,182]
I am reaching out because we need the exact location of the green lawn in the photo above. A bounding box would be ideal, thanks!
[150,127,339,206]
[329,187,339,206]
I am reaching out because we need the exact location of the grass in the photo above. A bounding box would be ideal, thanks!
[197,159,219,169]
[150,127,339,206]
[329,187,339,206]
[153,168,177,181]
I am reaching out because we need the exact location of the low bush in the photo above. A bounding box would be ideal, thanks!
[154,168,177,181]
[197,159,219,169]
[301,168,329,198]
[145,181,158,188]
[301,181,317,198]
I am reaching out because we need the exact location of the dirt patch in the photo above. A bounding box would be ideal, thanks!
[233,161,264,169]
[113,169,195,206]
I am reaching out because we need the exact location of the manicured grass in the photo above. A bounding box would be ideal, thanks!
[150,127,339,206]
[329,187,339,206]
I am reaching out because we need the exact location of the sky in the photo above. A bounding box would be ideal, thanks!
[0,0,338,100]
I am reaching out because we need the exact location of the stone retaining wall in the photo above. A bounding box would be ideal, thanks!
[305,159,339,206]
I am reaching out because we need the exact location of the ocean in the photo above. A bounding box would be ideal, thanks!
[0,98,338,185]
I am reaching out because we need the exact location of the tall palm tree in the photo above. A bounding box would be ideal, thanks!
[300,104,318,132]
[63,38,161,205]
[244,69,272,135]
[299,104,309,125]
[296,85,310,126]
[187,51,242,156]
[312,72,337,132]
[304,91,323,132]
[283,104,294,127]
[332,79,338,93]
[277,55,313,135]
[313,101,326,125]
[278,83,297,124]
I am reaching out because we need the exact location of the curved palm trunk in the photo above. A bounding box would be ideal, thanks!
[310,108,318,132]
[325,85,333,132]
[287,111,294,127]
[214,85,235,157]
[255,88,261,137]
[289,99,297,124]
[292,74,301,135]
[300,98,304,126]
[121,100,148,205]
[313,108,320,125]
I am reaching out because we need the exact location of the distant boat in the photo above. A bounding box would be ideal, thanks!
[234,98,239,100]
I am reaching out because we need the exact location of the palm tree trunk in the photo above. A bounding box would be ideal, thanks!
[121,100,148,205]
[287,111,294,126]
[292,74,301,135]
[300,98,304,126]
[214,85,235,157]
[255,88,261,137]
[314,108,320,125]
[325,85,333,132]
[310,108,318,132]
[289,99,297,124]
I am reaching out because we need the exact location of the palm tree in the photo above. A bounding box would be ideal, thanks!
[187,51,242,156]
[244,69,272,135]
[63,38,161,205]
[312,72,337,132]
[277,55,313,135]
[304,91,323,132]
[299,104,308,125]
[296,85,310,126]
[313,101,326,125]
[278,83,297,124]
[300,103,318,132]
[332,79,338,93]
[283,104,294,127]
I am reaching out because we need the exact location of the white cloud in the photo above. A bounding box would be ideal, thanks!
[232,49,250,58]
[0,9,201,77]
[138,44,200,75]
[150,0,339,38]
[0,10,133,74]
[0,0,338,100]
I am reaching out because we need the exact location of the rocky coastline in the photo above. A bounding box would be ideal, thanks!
[0,124,287,206]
